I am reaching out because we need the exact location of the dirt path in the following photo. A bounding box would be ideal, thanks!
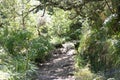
[36,48,76,80]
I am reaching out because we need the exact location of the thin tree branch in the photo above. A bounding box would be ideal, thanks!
[41,3,46,17]
[23,4,42,18]
[104,0,114,14]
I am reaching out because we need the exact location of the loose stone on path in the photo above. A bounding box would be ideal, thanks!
[36,42,76,80]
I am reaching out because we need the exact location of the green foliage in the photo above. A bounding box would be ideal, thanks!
[1,28,53,61]
[0,52,38,80]
[29,36,53,62]
[107,36,120,68]
[2,0,120,79]
[47,8,82,43]
[68,17,82,40]
[0,28,54,79]
[75,67,95,80]
[47,8,72,44]
[77,18,120,79]
[0,29,37,79]
[75,67,106,80]
[78,29,108,72]
[2,29,32,55]
[0,0,55,79]
[103,14,120,35]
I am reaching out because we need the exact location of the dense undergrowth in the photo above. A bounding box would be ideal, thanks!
[0,7,75,79]
[1,0,120,80]
[0,29,53,80]
[76,15,120,79]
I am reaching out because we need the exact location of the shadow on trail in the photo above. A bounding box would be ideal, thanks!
[36,48,76,80]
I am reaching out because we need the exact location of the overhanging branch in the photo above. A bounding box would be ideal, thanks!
[23,4,43,18]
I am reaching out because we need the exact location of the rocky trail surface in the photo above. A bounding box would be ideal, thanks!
[36,42,77,80]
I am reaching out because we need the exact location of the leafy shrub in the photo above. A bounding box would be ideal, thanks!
[75,67,95,80]
[0,29,39,80]
[29,36,53,62]
[2,29,32,56]
[47,8,72,44]
[77,23,120,79]
[103,14,120,35]
[77,25,110,71]
[68,20,82,40]
[0,47,38,80]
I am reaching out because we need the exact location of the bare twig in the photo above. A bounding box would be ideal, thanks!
[23,4,42,18]
[104,0,114,14]
[41,3,46,17]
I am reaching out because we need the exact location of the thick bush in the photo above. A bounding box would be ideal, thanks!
[0,29,38,79]
[77,22,120,79]
[2,29,32,55]
[68,19,82,40]
[0,45,38,80]
[29,36,54,62]
[0,29,54,79]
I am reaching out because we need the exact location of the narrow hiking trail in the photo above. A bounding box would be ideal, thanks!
[36,42,76,80]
